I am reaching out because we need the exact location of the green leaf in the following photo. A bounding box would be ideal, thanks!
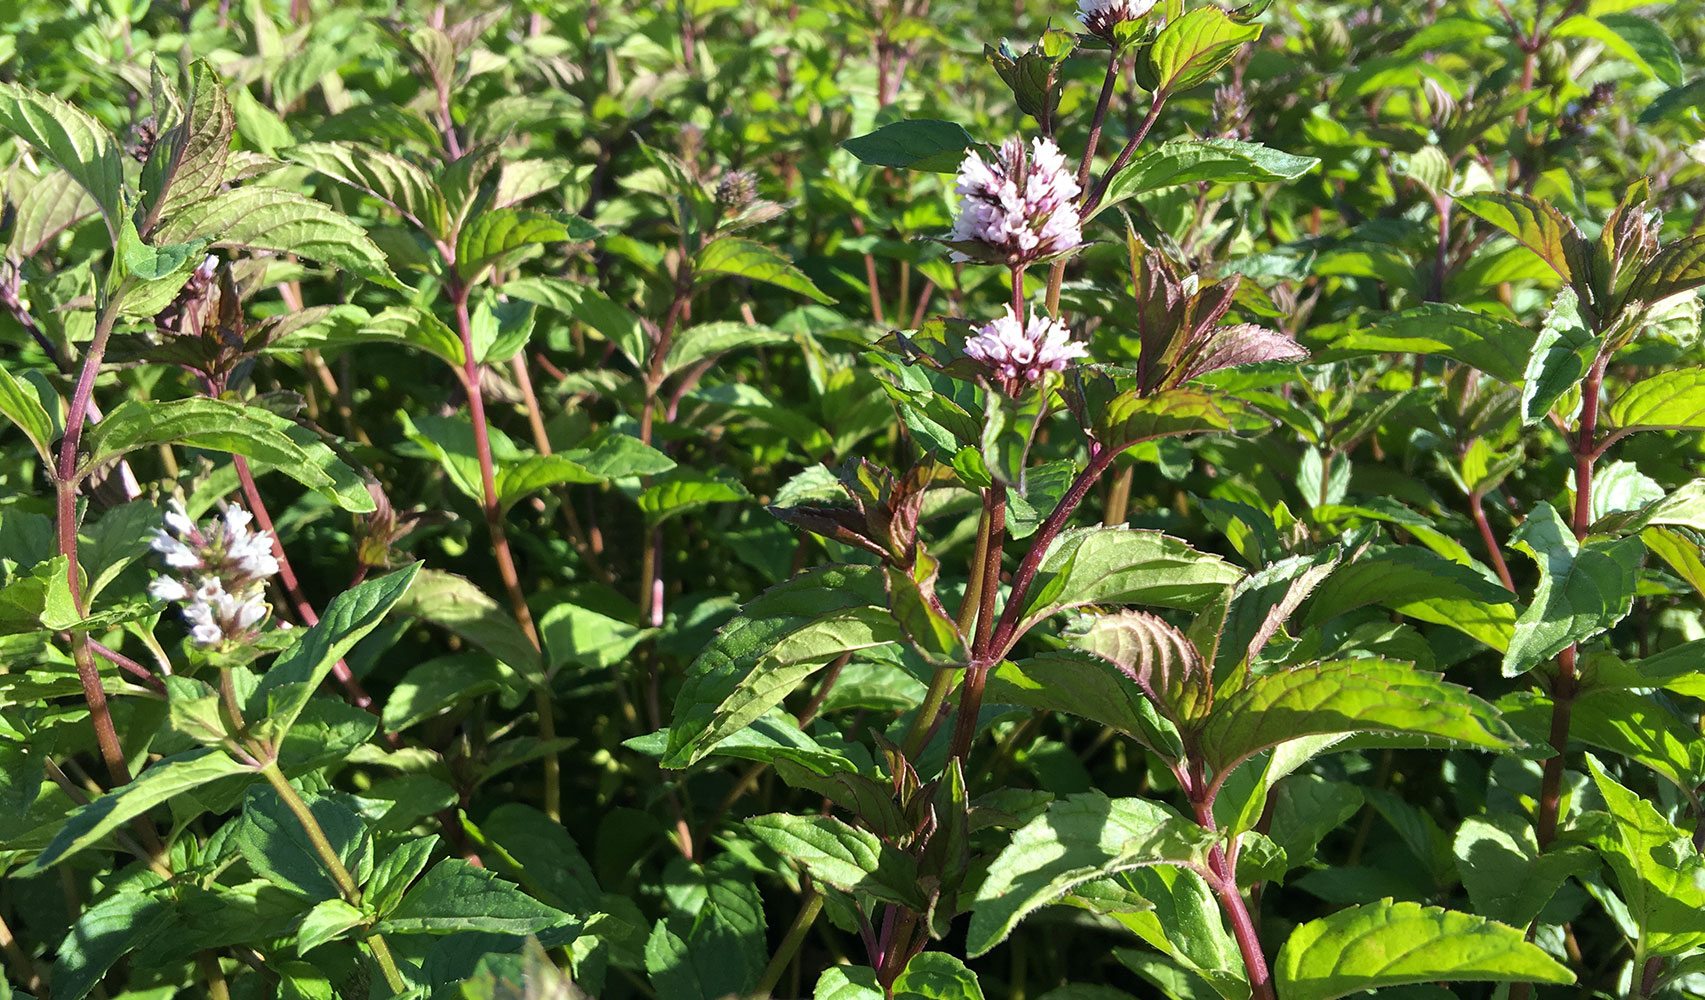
[885,549,966,666]
[287,140,448,238]
[666,604,899,767]
[1093,387,1272,452]
[987,651,1184,759]
[1568,687,1705,794]
[696,237,835,305]
[0,82,125,234]
[378,858,572,935]
[22,748,250,874]
[456,208,599,283]
[153,185,399,288]
[1456,192,1583,283]
[1556,14,1682,86]
[1583,756,1705,956]
[502,276,648,366]
[1604,366,1705,435]
[117,216,210,282]
[1521,287,1596,426]
[1331,304,1535,384]
[1502,503,1643,676]
[359,305,465,368]
[637,468,751,525]
[1304,546,1516,651]
[1198,658,1514,775]
[496,436,675,512]
[968,792,1214,957]
[50,883,172,1000]
[1096,139,1316,217]
[1273,899,1574,1000]
[643,859,767,1000]
[745,813,924,908]
[1452,813,1594,926]
[393,569,542,683]
[1627,235,1705,305]
[894,953,986,999]
[295,898,366,955]
[662,566,891,767]
[0,362,55,464]
[1141,7,1262,94]
[137,60,235,232]
[235,785,372,902]
[841,119,976,172]
[1017,527,1241,634]
[251,564,419,735]
[662,321,790,379]
[538,604,651,673]
[365,835,439,918]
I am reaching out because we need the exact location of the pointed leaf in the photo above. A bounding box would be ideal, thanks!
[1274,899,1574,1000]
[841,119,975,173]
[1502,503,1643,676]
[696,236,835,304]
[153,185,398,288]
[0,82,125,233]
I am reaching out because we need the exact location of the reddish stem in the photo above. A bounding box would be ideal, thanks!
[1468,490,1517,592]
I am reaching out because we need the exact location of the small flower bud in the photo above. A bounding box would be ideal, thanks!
[963,305,1088,384]
[716,170,758,211]
[1076,0,1156,39]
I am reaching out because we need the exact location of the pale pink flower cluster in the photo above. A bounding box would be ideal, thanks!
[964,305,1088,383]
[950,137,1083,264]
[149,501,279,647]
[1077,0,1156,36]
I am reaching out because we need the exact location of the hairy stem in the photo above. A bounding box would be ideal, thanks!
[1191,788,1275,1000]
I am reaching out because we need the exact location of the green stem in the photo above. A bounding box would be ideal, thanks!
[262,764,409,994]
[756,887,824,997]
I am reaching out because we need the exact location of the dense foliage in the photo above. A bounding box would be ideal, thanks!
[2,0,1704,997]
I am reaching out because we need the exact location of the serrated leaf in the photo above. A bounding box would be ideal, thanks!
[0,82,125,233]
[81,401,375,515]
[841,119,975,172]
[1521,286,1595,426]
[1452,813,1594,926]
[295,898,365,955]
[138,61,234,232]
[987,650,1184,760]
[50,883,171,1000]
[251,564,419,735]
[153,185,398,288]
[745,813,924,907]
[235,784,372,902]
[0,362,55,464]
[378,858,571,935]
[1333,304,1535,384]
[1456,192,1582,283]
[662,321,790,379]
[1199,658,1514,775]
[393,569,542,683]
[1095,139,1316,217]
[456,208,598,282]
[1583,756,1705,956]
[1556,14,1682,86]
[696,236,834,304]
[1094,386,1273,452]
[1274,899,1574,1000]
[1604,366,1705,434]
[22,748,250,874]
[287,140,448,238]
[967,792,1214,957]
[662,566,891,767]
[1501,503,1643,676]
[1142,7,1262,94]
[1017,527,1242,634]
[1305,546,1516,650]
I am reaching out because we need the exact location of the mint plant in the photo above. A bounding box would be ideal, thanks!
[0,1,1703,999]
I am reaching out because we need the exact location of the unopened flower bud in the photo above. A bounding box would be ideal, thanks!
[716,170,757,210]
[1076,0,1156,38]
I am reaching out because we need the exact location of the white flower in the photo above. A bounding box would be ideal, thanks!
[949,137,1083,264]
[148,577,188,602]
[964,305,1088,383]
[1077,0,1156,37]
[147,501,280,647]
